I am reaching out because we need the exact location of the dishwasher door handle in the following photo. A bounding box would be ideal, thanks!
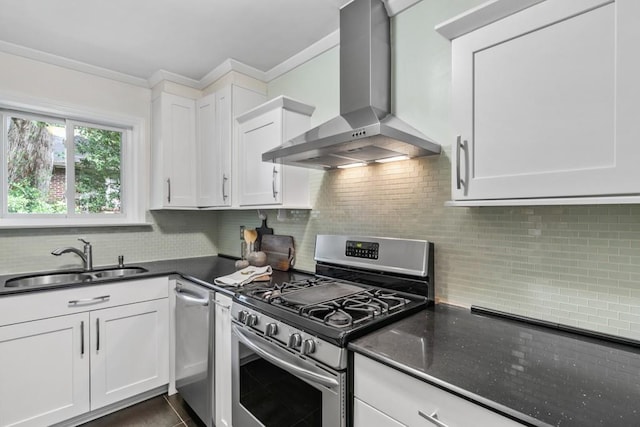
[174,288,209,306]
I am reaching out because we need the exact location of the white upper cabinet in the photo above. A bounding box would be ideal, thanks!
[197,86,266,208]
[440,0,640,204]
[236,96,314,208]
[151,81,266,209]
[151,93,197,208]
[196,93,219,207]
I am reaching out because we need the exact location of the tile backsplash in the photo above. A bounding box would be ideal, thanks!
[0,210,219,275]
[217,150,640,341]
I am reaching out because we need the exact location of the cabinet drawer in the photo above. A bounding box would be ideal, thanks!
[354,397,404,427]
[0,277,169,326]
[354,354,522,427]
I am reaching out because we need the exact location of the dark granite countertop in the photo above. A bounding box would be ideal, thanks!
[349,303,640,427]
[0,255,312,297]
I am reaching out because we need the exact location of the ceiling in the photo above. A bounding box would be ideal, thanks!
[0,0,350,83]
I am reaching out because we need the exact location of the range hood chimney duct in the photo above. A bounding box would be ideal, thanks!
[262,0,441,169]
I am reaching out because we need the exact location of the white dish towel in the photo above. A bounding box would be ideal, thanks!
[214,265,272,287]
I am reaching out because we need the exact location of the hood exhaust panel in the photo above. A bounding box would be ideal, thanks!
[262,0,441,170]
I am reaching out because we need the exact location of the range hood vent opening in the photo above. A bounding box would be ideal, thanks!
[262,0,441,170]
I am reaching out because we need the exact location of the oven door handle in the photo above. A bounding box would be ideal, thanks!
[233,324,339,390]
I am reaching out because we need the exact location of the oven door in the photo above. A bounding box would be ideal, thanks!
[231,323,346,427]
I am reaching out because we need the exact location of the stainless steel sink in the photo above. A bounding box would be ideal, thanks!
[88,267,148,279]
[5,272,92,288]
[3,266,148,288]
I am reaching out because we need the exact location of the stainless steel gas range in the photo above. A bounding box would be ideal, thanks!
[230,235,434,427]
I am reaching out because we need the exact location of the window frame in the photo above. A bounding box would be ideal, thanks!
[0,97,147,228]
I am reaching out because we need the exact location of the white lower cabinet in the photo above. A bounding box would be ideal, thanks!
[0,277,169,427]
[90,299,169,410]
[214,293,232,427]
[353,354,523,427]
[0,313,90,427]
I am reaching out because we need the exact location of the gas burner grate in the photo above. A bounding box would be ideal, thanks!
[243,277,413,329]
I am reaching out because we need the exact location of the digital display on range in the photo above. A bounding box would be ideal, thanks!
[345,240,379,259]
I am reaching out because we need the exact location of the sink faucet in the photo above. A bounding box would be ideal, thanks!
[51,238,93,271]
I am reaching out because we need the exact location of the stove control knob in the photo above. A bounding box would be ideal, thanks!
[237,310,248,323]
[246,314,259,327]
[265,323,278,337]
[288,333,302,348]
[301,339,316,355]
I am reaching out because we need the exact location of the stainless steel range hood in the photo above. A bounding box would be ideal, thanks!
[262,0,441,170]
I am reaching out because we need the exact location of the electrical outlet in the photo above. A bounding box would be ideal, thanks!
[240,225,245,240]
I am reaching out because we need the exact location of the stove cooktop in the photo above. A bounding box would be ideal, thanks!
[234,276,428,347]
[233,235,434,347]
[244,278,414,328]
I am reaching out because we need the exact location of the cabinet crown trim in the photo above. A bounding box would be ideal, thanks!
[435,0,545,40]
[236,95,315,124]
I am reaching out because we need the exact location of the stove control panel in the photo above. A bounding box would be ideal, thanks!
[345,240,379,260]
[231,302,347,370]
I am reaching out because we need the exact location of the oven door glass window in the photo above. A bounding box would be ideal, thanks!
[239,341,322,427]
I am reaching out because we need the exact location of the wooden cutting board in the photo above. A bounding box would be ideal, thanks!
[261,234,295,271]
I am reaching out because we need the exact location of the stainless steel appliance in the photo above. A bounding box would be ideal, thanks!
[262,0,441,169]
[231,235,434,427]
[174,280,214,427]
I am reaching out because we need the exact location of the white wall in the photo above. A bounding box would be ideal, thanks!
[0,51,219,274]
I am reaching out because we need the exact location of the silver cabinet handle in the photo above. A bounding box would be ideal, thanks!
[222,173,228,201]
[80,321,85,356]
[271,166,279,199]
[212,299,230,310]
[167,178,171,203]
[418,410,448,427]
[455,136,468,194]
[174,288,209,306]
[68,295,110,306]
[96,318,100,352]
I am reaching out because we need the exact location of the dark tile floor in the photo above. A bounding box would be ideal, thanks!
[80,393,206,427]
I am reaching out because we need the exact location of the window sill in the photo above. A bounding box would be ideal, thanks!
[0,218,153,229]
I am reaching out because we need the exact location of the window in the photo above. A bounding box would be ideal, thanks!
[1,104,145,227]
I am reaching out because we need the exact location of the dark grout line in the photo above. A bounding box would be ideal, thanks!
[164,394,189,426]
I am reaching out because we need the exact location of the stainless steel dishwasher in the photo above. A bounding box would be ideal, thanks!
[174,280,214,427]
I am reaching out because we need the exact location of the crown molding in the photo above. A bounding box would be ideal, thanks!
[198,59,266,89]
[147,69,200,89]
[0,40,149,88]
[0,0,422,90]
[264,29,340,82]
[383,0,421,16]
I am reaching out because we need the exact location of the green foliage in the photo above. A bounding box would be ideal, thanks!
[8,180,66,214]
[6,119,122,215]
[74,127,122,214]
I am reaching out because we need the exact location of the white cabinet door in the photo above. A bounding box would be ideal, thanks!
[238,108,283,206]
[90,299,169,410]
[196,92,222,207]
[0,313,90,427]
[451,0,640,200]
[152,93,197,207]
[214,293,232,427]
[192,85,266,208]
[236,96,313,208]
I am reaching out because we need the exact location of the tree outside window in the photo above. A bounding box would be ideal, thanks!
[6,116,122,215]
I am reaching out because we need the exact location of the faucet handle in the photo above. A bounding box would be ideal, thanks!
[78,238,91,245]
